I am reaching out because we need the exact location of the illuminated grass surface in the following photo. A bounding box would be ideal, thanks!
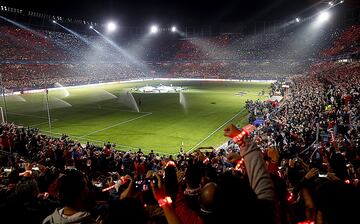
[4,80,270,154]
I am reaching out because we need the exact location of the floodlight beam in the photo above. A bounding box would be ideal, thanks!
[106,21,117,32]
[150,25,159,34]
[317,11,330,23]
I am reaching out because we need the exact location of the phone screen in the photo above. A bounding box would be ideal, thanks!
[135,179,153,192]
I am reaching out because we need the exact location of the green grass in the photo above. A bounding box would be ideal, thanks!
[3,80,270,154]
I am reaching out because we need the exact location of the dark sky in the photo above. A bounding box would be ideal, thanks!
[1,0,358,26]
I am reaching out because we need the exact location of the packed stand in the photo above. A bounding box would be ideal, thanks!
[0,23,333,91]
[0,61,359,224]
[244,61,360,223]
[321,24,360,58]
[0,64,151,91]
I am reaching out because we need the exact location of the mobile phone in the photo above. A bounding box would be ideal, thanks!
[135,178,156,192]
[318,174,327,178]
[94,182,103,188]
[32,167,40,171]
[135,180,148,192]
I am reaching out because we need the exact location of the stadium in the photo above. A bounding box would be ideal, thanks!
[0,0,359,224]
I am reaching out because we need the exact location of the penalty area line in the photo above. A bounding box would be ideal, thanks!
[84,104,151,114]
[79,112,152,138]
[29,119,59,127]
[186,108,247,153]
[8,112,53,119]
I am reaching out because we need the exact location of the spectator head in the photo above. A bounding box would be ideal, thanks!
[164,162,178,203]
[185,163,201,190]
[65,159,75,170]
[58,169,90,210]
[104,198,147,224]
[201,165,217,186]
[8,169,21,185]
[329,153,348,180]
[314,180,359,224]
[15,177,39,202]
[215,173,260,223]
[200,182,218,214]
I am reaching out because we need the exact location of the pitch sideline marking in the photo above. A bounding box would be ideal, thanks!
[79,112,152,138]
[84,104,151,114]
[186,108,247,153]
[8,112,52,119]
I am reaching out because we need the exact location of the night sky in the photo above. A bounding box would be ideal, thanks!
[1,0,358,26]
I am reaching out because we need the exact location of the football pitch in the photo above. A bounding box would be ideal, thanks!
[3,80,270,154]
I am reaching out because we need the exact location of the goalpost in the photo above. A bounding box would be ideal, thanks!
[0,107,5,124]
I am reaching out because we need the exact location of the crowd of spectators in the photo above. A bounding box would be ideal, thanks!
[1,21,358,91]
[0,20,359,223]
[166,61,303,80]
[0,23,342,91]
[321,24,360,58]
[239,60,360,223]
[0,64,151,91]
[0,26,66,61]
[0,59,359,223]
[0,60,301,91]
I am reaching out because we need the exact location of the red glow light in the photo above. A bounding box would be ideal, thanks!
[203,157,210,164]
[165,161,176,168]
[102,185,115,192]
[287,192,293,202]
[158,196,173,207]
[297,221,314,224]
[235,158,244,171]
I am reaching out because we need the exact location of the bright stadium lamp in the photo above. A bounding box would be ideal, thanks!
[89,25,93,29]
[150,25,159,34]
[295,18,300,23]
[328,2,333,6]
[317,11,330,23]
[171,26,177,32]
[106,21,117,32]
[52,20,56,23]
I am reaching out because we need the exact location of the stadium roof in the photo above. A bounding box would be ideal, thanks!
[1,0,358,27]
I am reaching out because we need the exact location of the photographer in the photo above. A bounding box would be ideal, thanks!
[42,169,96,224]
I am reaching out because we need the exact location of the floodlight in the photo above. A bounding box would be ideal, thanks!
[52,20,56,23]
[150,25,159,34]
[89,25,93,29]
[106,21,117,32]
[340,0,344,3]
[317,11,330,23]
[328,2,333,6]
[296,18,300,23]
[171,26,177,32]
